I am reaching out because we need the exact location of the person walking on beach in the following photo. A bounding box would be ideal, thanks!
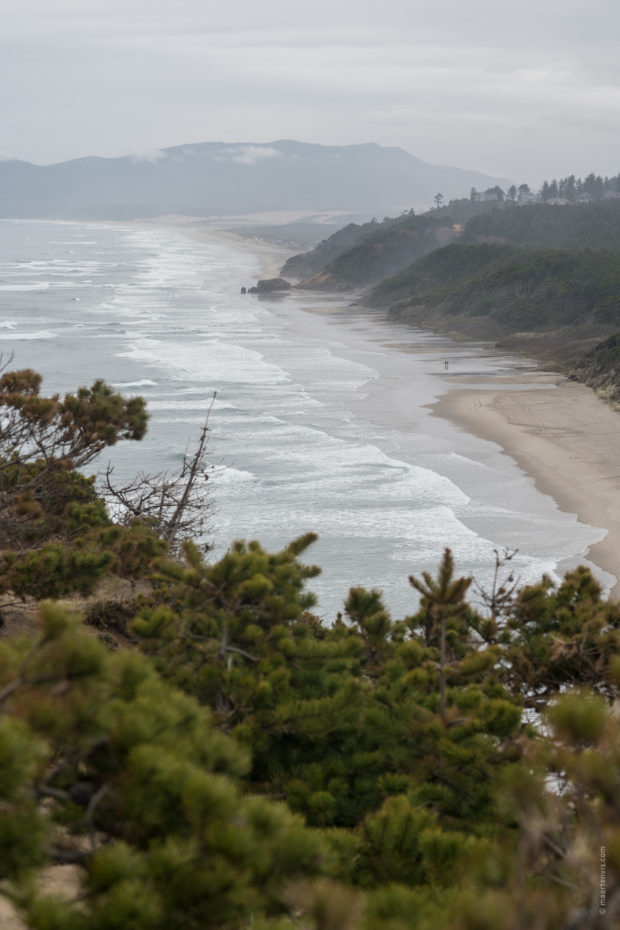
[444,360,449,370]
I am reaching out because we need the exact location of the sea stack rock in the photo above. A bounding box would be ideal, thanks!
[256,278,291,293]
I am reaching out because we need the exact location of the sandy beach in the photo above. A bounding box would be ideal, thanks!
[432,376,620,597]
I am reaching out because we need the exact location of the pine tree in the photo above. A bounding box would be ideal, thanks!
[409,549,471,722]
[503,566,620,710]
[0,605,329,929]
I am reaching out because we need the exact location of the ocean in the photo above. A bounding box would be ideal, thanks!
[0,218,610,619]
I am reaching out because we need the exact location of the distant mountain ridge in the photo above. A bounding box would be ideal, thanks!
[0,140,509,220]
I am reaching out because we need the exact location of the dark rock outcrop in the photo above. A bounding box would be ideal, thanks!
[256,278,291,293]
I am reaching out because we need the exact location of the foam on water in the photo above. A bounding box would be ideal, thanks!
[118,337,289,385]
[2,330,58,340]
[112,379,158,388]
[0,282,50,291]
[0,218,612,617]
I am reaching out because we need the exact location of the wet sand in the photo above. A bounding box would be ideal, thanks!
[432,376,620,597]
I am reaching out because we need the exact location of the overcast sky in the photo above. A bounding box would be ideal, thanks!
[3,0,619,184]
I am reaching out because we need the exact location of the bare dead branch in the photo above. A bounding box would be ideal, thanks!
[98,393,217,553]
[472,547,520,623]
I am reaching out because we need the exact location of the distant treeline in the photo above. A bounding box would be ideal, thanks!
[537,171,620,202]
[463,172,620,206]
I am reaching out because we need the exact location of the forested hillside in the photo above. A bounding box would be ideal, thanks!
[288,212,457,291]
[1,369,620,928]
[363,244,620,364]
[283,201,620,292]
[464,201,620,249]
[281,220,381,278]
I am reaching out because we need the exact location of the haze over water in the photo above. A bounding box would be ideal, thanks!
[0,219,610,618]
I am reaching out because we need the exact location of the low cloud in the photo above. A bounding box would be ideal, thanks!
[220,145,283,165]
[129,148,167,163]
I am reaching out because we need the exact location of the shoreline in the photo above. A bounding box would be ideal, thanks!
[431,378,620,597]
[140,215,620,598]
[135,214,294,280]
